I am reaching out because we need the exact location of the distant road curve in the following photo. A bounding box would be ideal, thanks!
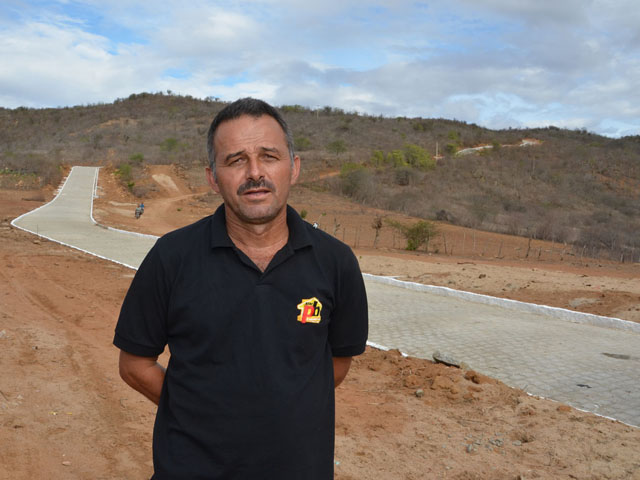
[456,138,541,156]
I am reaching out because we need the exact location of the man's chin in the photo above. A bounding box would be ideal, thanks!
[234,205,285,225]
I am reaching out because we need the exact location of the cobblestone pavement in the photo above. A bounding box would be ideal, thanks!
[13,166,640,427]
[365,278,640,427]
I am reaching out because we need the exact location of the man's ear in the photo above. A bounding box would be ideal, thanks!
[205,166,220,193]
[290,155,301,185]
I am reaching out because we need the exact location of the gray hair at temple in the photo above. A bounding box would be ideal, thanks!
[206,97,295,178]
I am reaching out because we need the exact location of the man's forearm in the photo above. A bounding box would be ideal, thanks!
[333,356,352,388]
[119,351,166,405]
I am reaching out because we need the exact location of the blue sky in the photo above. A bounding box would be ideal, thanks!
[1,0,639,137]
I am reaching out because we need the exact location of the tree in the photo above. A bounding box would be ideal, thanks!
[371,216,383,247]
[386,219,438,251]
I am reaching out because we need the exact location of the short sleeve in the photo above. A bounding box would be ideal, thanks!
[328,249,368,357]
[113,241,171,357]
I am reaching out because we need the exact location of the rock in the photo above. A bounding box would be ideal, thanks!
[0,330,6,339]
[415,389,424,398]
[465,444,476,453]
[432,351,463,368]
[512,440,522,446]
[478,273,486,279]
[569,297,597,309]
[62,461,71,466]
[33,239,41,245]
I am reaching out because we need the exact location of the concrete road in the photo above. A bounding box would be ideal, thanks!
[12,166,640,427]
[12,166,157,269]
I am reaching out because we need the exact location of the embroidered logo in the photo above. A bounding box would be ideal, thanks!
[297,297,322,324]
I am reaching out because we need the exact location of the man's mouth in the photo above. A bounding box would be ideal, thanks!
[243,188,270,197]
[237,179,276,196]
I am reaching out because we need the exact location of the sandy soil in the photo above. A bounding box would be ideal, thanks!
[1,166,639,479]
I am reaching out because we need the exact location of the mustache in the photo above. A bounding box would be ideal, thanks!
[237,178,276,195]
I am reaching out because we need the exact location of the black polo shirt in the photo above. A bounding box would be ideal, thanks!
[114,205,368,479]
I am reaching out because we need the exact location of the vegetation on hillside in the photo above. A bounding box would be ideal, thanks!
[1,92,639,262]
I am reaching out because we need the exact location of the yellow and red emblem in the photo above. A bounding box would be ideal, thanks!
[296,297,323,324]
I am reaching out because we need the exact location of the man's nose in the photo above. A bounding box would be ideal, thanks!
[246,156,263,180]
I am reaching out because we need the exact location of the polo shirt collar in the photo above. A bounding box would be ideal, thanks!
[209,204,312,250]
[286,204,312,250]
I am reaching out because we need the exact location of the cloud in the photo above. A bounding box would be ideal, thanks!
[0,1,638,136]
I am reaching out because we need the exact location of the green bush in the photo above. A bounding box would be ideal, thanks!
[370,150,385,167]
[386,219,437,251]
[115,162,135,191]
[294,136,312,151]
[129,153,144,164]
[386,150,406,167]
[445,143,458,155]
[115,163,132,181]
[280,104,307,113]
[403,144,435,170]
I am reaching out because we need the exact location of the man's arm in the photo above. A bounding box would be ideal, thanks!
[118,350,166,405]
[333,356,352,388]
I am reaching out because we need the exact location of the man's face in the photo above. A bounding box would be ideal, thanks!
[206,114,300,226]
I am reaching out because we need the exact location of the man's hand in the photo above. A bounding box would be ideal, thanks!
[118,350,166,405]
[333,356,352,388]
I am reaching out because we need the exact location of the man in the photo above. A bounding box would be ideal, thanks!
[114,98,369,479]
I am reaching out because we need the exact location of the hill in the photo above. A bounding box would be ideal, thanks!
[1,92,639,262]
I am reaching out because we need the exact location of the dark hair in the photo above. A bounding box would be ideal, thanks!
[207,97,295,175]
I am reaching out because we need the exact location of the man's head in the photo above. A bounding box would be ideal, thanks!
[207,98,295,177]
[205,98,300,226]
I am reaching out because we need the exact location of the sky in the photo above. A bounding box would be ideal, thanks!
[1,0,639,137]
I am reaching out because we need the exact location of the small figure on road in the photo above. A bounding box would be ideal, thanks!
[114,98,369,479]
[134,203,143,219]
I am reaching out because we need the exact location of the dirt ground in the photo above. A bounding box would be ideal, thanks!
[1,165,639,479]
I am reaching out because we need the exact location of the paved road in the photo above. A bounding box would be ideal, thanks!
[12,166,157,269]
[12,166,640,427]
